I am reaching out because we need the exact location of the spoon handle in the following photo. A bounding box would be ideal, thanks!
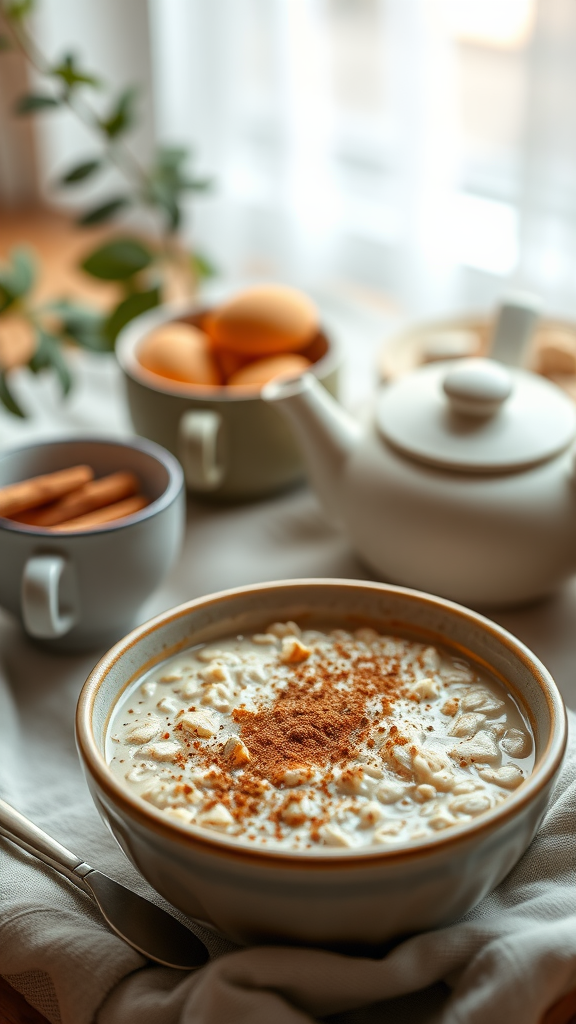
[0,797,91,890]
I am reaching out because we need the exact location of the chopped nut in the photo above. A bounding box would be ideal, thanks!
[198,803,234,829]
[441,698,459,717]
[137,741,181,762]
[280,637,311,664]
[124,720,161,745]
[125,765,156,783]
[413,784,436,802]
[413,750,455,792]
[428,811,456,831]
[358,801,385,827]
[500,728,531,758]
[164,806,195,825]
[409,677,441,702]
[267,621,301,638]
[179,710,217,738]
[195,648,240,664]
[140,680,157,698]
[373,819,405,842]
[448,712,486,738]
[318,823,354,847]
[178,680,201,700]
[451,780,479,795]
[460,689,504,715]
[156,696,179,714]
[251,633,278,645]
[354,627,380,643]
[478,764,524,789]
[441,663,475,685]
[281,795,313,826]
[449,793,491,816]
[337,767,371,796]
[201,684,232,713]
[223,736,251,766]
[280,767,312,787]
[377,780,407,804]
[159,670,183,684]
[200,662,232,684]
[450,730,499,764]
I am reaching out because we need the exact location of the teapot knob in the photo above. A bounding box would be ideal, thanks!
[443,359,513,418]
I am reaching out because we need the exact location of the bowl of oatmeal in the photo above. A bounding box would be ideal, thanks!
[76,580,566,947]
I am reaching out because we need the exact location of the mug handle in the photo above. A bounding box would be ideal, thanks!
[21,554,78,639]
[178,410,225,491]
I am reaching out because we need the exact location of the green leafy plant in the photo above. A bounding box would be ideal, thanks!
[0,0,215,415]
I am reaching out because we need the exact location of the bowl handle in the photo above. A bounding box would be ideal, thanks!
[21,554,78,638]
[178,410,225,491]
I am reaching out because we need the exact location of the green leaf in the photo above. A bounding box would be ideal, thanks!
[0,35,13,51]
[182,177,213,192]
[0,247,36,302]
[0,370,25,417]
[43,300,110,351]
[77,196,130,225]
[104,287,160,346]
[99,87,137,139]
[156,146,188,167]
[29,331,72,396]
[51,52,100,91]
[80,238,153,280]
[58,158,102,185]
[5,0,35,20]
[15,93,60,114]
[190,251,217,280]
[147,180,180,232]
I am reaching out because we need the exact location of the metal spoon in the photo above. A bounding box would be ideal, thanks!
[0,796,209,970]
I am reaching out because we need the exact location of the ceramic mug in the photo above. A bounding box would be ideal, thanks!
[115,301,340,500]
[0,437,185,652]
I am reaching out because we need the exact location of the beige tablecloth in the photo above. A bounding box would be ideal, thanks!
[3,347,576,1024]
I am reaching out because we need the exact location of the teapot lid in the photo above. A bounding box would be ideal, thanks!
[376,358,576,472]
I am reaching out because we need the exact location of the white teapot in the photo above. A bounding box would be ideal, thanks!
[264,334,576,608]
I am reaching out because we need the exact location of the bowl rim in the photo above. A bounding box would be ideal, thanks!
[115,298,341,404]
[76,578,567,870]
[0,435,184,537]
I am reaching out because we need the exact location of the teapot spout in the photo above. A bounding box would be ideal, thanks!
[263,374,360,518]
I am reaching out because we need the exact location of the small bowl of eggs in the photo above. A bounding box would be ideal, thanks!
[116,285,340,500]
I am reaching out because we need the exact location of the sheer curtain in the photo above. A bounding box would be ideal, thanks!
[9,0,576,319]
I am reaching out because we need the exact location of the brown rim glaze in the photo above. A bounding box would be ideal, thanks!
[76,579,567,871]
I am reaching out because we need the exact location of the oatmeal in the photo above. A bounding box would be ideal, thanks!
[106,623,534,850]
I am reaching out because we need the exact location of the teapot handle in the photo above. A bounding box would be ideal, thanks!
[489,294,541,368]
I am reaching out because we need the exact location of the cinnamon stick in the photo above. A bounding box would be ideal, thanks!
[52,494,149,532]
[12,471,139,527]
[0,465,94,518]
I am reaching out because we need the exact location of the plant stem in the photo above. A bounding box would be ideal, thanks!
[4,10,151,203]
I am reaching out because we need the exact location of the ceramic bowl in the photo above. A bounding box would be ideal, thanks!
[0,437,184,652]
[116,301,340,500]
[76,579,566,948]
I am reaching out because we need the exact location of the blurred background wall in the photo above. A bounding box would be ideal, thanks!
[2,0,576,320]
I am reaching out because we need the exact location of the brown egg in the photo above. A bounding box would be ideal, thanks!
[227,353,312,390]
[137,322,222,386]
[209,285,319,356]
